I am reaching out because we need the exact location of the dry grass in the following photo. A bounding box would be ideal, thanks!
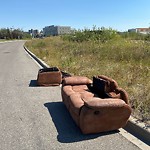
[25,36,150,123]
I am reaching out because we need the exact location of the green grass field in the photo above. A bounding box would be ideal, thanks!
[25,35,150,123]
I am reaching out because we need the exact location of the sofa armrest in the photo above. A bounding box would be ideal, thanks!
[80,97,132,134]
[116,88,129,104]
[62,76,92,86]
[83,97,126,110]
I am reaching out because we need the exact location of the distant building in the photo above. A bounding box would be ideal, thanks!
[28,29,39,38]
[43,25,71,36]
[128,28,150,34]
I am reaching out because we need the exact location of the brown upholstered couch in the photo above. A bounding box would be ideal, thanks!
[61,75,132,134]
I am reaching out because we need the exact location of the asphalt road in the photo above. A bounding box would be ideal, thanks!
[0,41,140,150]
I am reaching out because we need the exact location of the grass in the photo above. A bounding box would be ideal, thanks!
[25,36,150,123]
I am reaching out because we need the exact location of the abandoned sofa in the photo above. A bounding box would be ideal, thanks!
[61,75,132,134]
[37,67,62,86]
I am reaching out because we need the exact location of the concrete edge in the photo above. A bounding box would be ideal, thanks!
[119,128,150,150]
[23,45,150,146]
[124,116,150,145]
[24,46,49,68]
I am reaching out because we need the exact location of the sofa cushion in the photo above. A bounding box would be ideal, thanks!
[63,76,92,85]
[62,85,75,96]
[83,97,125,109]
[69,93,84,115]
[72,85,95,100]
[72,85,88,93]
[80,91,95,100]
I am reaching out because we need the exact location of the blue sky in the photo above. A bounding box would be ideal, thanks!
[0,0,150,31]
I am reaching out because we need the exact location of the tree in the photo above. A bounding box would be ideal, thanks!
[0,28,7,39]
[0,28,31,39]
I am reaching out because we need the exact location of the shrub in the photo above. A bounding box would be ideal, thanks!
[145,33,150,41]
[62,27,120,43]
[25,34,150,123]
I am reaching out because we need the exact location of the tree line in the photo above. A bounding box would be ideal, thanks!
[0,28,31,39]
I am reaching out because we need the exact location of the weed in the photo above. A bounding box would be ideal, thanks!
[25,33,150,122]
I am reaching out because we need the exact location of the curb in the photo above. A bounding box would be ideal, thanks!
[24,45,150,145]
[124,116,150,145]
[24,46,49,68]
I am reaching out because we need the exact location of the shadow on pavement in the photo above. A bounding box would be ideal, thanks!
[44,102,119,143]
[29,80,38,87]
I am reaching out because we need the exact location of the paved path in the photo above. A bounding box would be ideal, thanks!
[0,41,140,150]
